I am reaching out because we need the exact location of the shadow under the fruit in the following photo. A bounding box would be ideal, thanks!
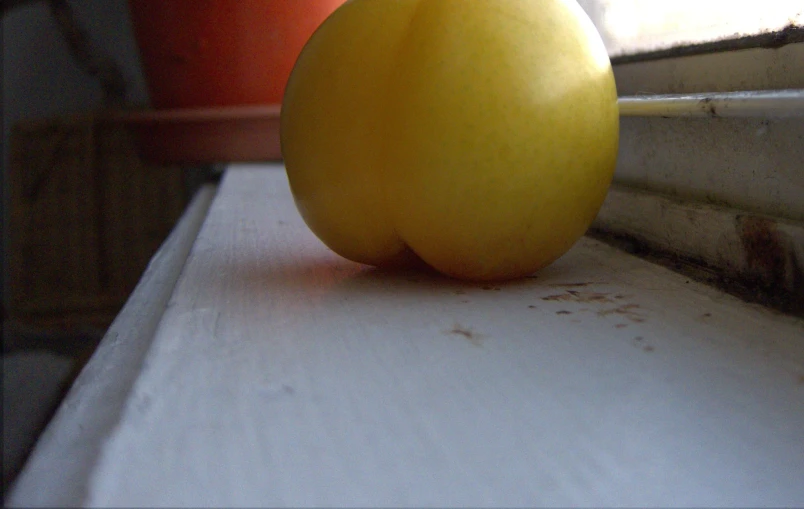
[220,244,597,305]
[334,256,590,295]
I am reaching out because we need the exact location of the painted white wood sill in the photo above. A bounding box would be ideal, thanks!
[9,164,804,507]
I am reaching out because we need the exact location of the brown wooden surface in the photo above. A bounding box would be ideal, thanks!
[8,113,190,330]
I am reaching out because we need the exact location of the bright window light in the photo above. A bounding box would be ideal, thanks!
[576,0,803,57]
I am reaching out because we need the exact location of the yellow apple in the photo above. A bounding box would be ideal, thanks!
[281,0,618,281]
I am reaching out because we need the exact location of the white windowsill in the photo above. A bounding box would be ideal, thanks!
[8,164,804,507]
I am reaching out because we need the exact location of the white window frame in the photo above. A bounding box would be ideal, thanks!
[575,3,804,312]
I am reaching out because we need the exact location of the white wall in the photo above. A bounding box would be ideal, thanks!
[1,0,149,309]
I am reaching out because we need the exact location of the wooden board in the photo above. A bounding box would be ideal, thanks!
[9,165,804,507]
[8,114,190,329]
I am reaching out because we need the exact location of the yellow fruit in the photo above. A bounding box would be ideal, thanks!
[281,0,619,281]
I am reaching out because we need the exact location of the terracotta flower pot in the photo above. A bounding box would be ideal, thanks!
[127,0,346,109]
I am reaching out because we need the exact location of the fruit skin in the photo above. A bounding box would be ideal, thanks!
[281,0,619,281]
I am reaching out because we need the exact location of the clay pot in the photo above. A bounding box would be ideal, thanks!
[128,0,346,109]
